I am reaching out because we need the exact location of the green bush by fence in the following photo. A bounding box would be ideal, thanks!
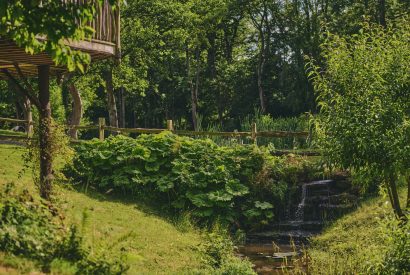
[65,132,321,229]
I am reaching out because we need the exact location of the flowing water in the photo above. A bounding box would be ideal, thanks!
[239,179,357,274]
[237,243,300,274]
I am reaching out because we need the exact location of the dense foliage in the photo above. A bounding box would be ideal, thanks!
[2,0,408,132]
[309,18,410,218]
[66,132,319,228]
[0,183,128,274]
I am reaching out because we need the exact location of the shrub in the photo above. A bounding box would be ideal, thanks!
[0,183,128,274]
[199,226,255,275]
[66,133,319,228]
[375,220,410,274]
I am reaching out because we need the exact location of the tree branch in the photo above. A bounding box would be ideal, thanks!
[13,63,37,95]
[1,69,40,108]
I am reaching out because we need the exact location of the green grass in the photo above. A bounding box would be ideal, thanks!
[0,129,26,137]
[307,188,407,274]
[0,144,210,274]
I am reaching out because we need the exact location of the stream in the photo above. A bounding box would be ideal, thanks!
[237,242,301,274]
[237,178,357,274]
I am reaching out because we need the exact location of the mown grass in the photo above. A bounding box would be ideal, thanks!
[307,188,407,274]
[0,144,211,274]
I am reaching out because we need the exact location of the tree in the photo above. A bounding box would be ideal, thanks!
[0,0,120,199]
[309,18,410,220]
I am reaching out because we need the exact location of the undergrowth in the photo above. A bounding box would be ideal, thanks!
[0,183,129,274]
[65,132,322,229]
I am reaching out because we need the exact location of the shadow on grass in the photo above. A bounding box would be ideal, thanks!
[64,181,189,229]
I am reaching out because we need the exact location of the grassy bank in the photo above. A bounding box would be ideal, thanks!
[0,144,250,274]
[307,188,408,274]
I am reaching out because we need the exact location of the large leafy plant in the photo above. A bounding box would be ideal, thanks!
[66,132,306,228]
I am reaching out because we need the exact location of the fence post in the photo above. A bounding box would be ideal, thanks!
[251,122,257,145]
[167,120,174,131]
[99,117,105,141]
[27,121,33,138]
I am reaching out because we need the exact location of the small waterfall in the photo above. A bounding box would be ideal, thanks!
[295,183,307,221]
[294,180,334,222]
[242,177,358,273]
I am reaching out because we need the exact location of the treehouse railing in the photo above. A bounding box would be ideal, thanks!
[67,0,120,46]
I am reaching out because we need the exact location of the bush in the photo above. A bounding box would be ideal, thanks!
[198,226,255,275]
[66,133,320,228]
[375,220,410,274]
[0,183,128,274]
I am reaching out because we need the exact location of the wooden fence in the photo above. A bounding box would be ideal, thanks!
[0,116,311,145]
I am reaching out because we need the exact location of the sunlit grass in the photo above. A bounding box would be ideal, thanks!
[0,144,208,274]
[307,189,407,274]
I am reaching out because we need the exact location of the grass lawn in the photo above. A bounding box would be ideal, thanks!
[0,144,208,274]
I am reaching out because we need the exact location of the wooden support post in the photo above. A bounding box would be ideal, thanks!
[167,120,174,131]
[38,65,52,200]
[251,122,257,145]
[99,117,106,141]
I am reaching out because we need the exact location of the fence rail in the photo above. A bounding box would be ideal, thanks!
[0,117,310,144]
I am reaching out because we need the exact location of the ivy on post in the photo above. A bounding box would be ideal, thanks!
[38,65,52,199]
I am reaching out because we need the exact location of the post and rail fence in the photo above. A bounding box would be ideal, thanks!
[0,117,318,155]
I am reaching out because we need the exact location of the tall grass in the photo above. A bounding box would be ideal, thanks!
[240,109,310,149]
[197,110,312,149]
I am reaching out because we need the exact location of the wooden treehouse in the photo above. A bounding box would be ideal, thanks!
[0,1,120,199]
[0,1,120,78]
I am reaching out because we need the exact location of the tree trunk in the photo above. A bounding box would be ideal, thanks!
[187,46,200,131]
[257,61,266,113]
[68,82,83,139]
[8,77,33,136]
[251,4,269,114]
[406,175,410,209]
[192,49,200,130]
[379,0,386,27]
[104,69,118,127]
[38,65,53,200]
[386,172,406,221]
[22,96,33,136]
[119,87,126,128]
[190,83,198,130]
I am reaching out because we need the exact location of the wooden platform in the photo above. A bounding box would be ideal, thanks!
[0,0,120,79]
[0,38,117,78]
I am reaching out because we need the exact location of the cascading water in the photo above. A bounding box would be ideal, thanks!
[294,179,333,222]
[239,178,357,274]
[295,183,307,221]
